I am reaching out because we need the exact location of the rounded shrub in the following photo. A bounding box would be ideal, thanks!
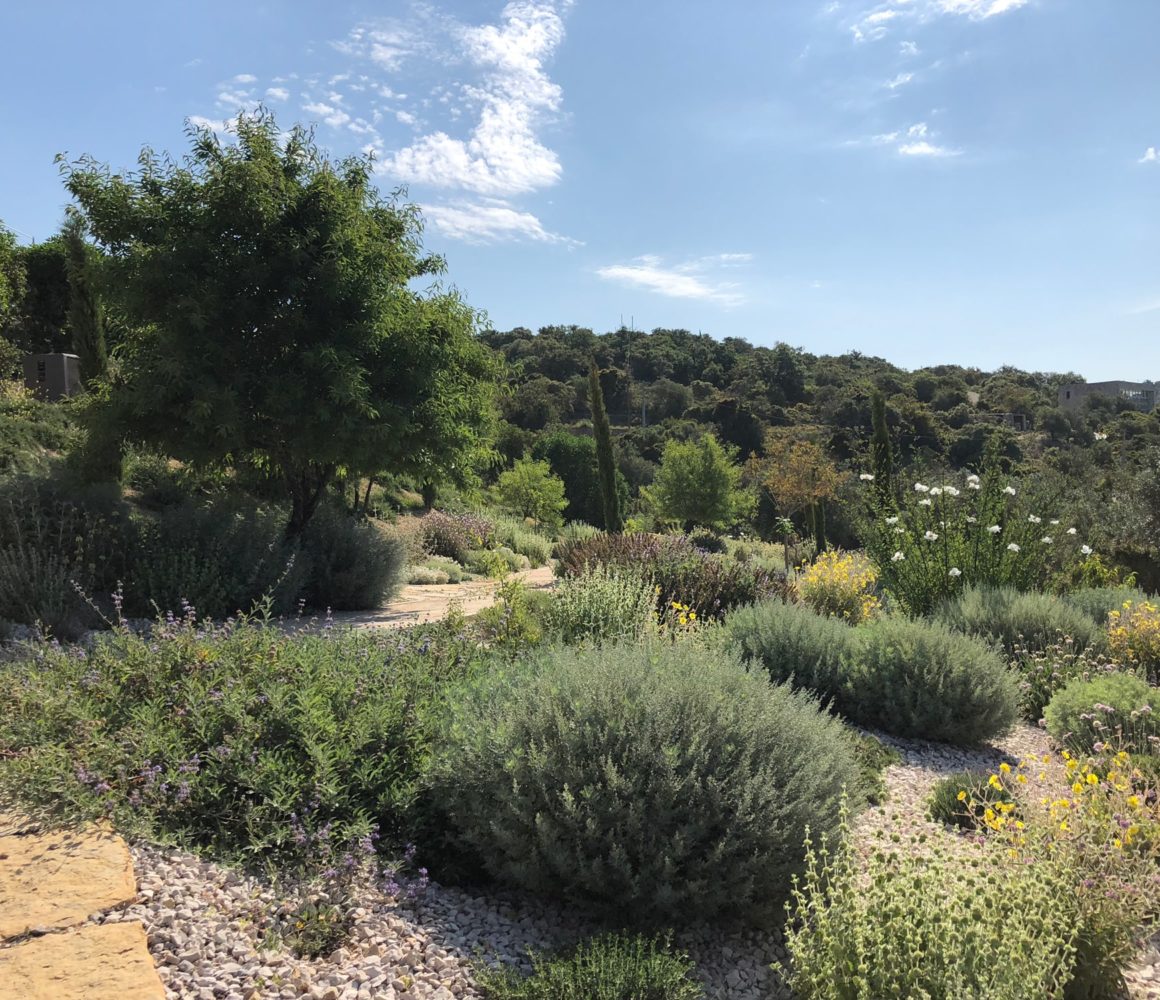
[688,529,727,554]
[724,598,850,696]
[543,566,656,646]
[298,506,407,611]
[427,641,860,926]
[1063,586,1152,628]
[476,933,703,1000]
[934,585,1105,656]
[845,617,1019,744]
[1044,673,1159,757]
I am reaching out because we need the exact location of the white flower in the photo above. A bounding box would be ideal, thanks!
[1094,432,1108,441]
[930,487,944,497]
[1028,515,1042,524]
[1004,485,1017,496]
[1081,544,1093,556]
[914,483,930,493]
[988,524,1002,534]
[891,551,906,562]
[918,498,933,507]
[860,473,875,481]
[968,482,981,490]
[943,486,960,497]
[949,567,962,578]
[894,527,905,534]
[924,530,939,542]
[1041,536,1054,545]
[885,516,900,525]
[1007,542,1021,553]
[1050,519,1060,526]
[1067,527,1077,536]
[966,473,980,483]
[966,516,978,524]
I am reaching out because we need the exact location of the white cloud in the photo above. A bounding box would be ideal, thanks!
[266,87,290,101]
[886,71,914,88]
[1139,147,1159,164]
[375,1,570,198]
[899,139,959,156]
[596,254,749,305]
[421,200,576,244]
[187,115,233,135]
[937,0,1029,17]
[900,40,919,55]
[303,101,352,128]
[233,73,258,84]
[333,24,418,71]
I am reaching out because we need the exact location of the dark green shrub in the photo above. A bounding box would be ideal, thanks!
[688,529,726,554]
[477,934,703,1000]
[934,585,1104,656]
[927,770,1015,830]
[845,617,1019,744]
[426,641,860,926]
[1044,673,1159,757]
[1012,638,1123,722]
[298,505,406,611]
[0,617,488,867]
[557,532,784,619]
[128,499,304,619]
[724,599,850,696]
[1063,586,1152,627]
[851,732,901,806]
[123,447,188,510]
[0,473,133,638]
[0,390,79,476]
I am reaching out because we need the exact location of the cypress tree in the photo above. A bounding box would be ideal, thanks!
[589,363,623,532]
[870,390,893,500]
[63,213,108,388]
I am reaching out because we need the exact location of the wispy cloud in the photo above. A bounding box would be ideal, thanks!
[596,254,750,305]
[421,200,577,244]
[266,87,290,101]
[851,121,961,157]
[900,40,920,56]
[885,71,914,89]
[850,0,1028,42]
[1139,147,1159,164]
[936,0,1029,17]
[1125,297,1160,316]
[303,101,352,128]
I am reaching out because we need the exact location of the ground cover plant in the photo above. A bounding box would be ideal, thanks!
[926,769,1014,830]
[0,613,488,871]
[425,639,861,926]
[477,933,703,1000]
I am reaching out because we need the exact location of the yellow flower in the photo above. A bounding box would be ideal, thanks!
[1127,795,1141,809]
[999,762,1011,774]
[1086,773,1099,786]
[1016,774,1027,784]
[1059,821,1069,832]
[988,774,1003,790]
[957,790,967,802]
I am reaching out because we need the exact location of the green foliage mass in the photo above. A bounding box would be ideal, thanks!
[0,617,487,867]
[477,934,703,1000]
[493,457,567,529]
[1062,586,1153,626]
[727,601,1019,745]
[61,111,499,537]
[643,434,752,532]
[543,566,657,646]
[296,504,407,611]
[1044,673,1159,757]
[935,585,1105,657]
[426,640,861,926]
[926,770,1015,830]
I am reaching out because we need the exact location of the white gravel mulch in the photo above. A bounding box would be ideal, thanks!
[87,720,1158,1000]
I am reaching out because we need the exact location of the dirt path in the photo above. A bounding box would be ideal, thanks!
[318,564,557,631]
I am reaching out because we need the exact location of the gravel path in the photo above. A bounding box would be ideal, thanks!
[83,721,1158,1000]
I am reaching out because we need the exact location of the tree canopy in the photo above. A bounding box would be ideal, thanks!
[61,112,500,535]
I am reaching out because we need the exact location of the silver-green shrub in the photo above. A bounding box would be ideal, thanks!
[845,617,1018,744]
[724,599,850,695]
[491,513,553,568]
[1043,672,1159,757]
[1063,586,1152,627]
[934,585,1105,656]
[543,566,656,646]
[427,641,860,926]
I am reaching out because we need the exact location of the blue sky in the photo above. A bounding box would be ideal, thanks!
[2,0,1157,379]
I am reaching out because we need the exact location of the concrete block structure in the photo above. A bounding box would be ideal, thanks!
[22,353,82,401]
[1058,380,1157,413]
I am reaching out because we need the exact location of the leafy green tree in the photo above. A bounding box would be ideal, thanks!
[589,364,623,532]
[61,112,499,537]
[5,237,71,355]
[494,457,567,529]
[870,390,892,499]
[644,433,751,532]
[0,222,26,377]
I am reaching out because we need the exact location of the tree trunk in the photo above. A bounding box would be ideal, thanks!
[285,463,335,540]
[362,478,375,516]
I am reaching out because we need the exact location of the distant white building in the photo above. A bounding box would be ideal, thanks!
[1058,380,1157,412]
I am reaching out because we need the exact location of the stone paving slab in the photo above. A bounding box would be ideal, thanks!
[0,818,137,937]
[0,922,165,1000]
